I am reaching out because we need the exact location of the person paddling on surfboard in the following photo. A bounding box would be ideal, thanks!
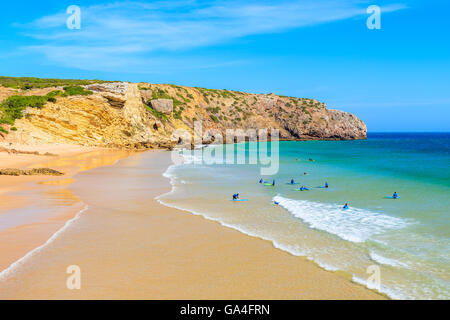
[393,192,398,199]
[343,203,349,209]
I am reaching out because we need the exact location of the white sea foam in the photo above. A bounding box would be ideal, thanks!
[352,275,409,300]
[179,151,204,164]
[369,251,409,268]
[0,205,89,282]
[273,195,409,243]
[162,163,177,179]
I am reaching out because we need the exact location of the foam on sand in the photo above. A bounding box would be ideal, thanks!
[0,205,88,282]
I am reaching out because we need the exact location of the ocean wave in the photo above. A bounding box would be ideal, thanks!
[273,196,409,243]
[369,251,409,268]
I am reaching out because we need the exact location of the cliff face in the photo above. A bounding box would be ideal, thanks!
[1,81,366,148]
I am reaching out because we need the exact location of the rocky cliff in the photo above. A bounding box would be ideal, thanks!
[0,80,367,149]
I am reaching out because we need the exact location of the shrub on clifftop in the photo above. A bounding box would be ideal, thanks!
[63,86,93,96]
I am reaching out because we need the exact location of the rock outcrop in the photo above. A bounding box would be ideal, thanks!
[150,99,173,114]
[0,80,367,149]
[0,168,64,176]
[85,82,128,108]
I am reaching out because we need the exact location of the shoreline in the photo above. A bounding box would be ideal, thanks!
[157,159,388,300]
[0,147,385,299]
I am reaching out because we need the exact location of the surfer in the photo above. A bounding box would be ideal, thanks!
[325,182,329,188]
[272,180,276,186]
[259,179,263,184]
[343,203,349,209]
[290,179,295,184]
[393,192,398,199]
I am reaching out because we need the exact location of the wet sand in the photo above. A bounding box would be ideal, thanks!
[0,144,135,272]
[0,150,384,299]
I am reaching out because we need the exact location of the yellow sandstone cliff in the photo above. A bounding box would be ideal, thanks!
[0,80,367,149]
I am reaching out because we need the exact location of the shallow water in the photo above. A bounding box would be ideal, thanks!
[158,133,450,299]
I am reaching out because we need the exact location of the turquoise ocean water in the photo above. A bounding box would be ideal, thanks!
[157,133,450,299]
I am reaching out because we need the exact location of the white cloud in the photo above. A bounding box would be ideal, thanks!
[18,0,407,72]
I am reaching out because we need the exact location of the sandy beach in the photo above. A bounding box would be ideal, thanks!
[0,148,384,299]
[0,143,135,273]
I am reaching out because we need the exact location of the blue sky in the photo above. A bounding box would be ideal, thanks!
[1,0,449,131]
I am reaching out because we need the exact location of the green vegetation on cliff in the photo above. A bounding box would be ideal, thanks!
[0,86,93,133]
[0,76,112,90]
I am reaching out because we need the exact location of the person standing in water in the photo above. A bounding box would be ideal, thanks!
[290,179,295,185]
[272,180,276,186]
[325,182,329,188]
[259,179,263,184]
